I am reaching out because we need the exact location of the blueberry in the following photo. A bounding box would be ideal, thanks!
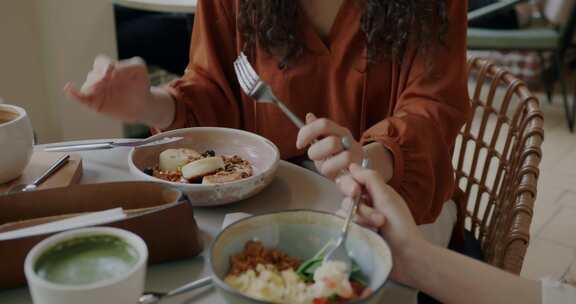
[143,168,154,176]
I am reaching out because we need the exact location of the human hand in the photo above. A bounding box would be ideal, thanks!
[296,113,363,179]
[338,163,426,285]
[64,55,153,124]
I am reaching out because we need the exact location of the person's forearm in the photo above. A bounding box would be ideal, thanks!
[404,241,541,304]
[363,142,394,182]
[141,86,176,129]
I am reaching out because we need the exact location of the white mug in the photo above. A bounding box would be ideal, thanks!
[24,227,148,304]
[0,104,34,184]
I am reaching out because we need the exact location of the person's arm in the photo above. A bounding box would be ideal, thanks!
[65,0,240,130]
[64,55,177,129]
[144,86,176,129]
[159,0,243,131]
[360,0,471,224]
[296,113,395,181]
[339,164,542,304]
[405,241,541,304]
[363,142,394,182]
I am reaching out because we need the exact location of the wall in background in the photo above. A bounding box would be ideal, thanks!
[34,0,122,142]
[0,1,55,141]
[0,0,122,143]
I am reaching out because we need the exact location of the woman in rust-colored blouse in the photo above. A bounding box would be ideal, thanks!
[66,0,470,243]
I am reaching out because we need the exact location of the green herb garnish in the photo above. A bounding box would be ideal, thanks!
[296,241,331,282]
[296,241,368,286]
[327,294,340,303]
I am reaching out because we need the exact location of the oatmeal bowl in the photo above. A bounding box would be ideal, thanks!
[128,127,280,206]
[209,210,393,304]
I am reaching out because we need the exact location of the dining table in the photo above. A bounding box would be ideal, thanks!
[0,140,417,304]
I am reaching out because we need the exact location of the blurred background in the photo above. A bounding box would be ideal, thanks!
[0,0,121,143]
[0,0,575,290]
[2,0,575,142]
[0,0,193,143]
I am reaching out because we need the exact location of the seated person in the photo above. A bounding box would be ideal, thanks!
[338,163,576,304]
[66,0,471,247]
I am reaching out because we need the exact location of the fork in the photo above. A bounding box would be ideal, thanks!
[234,52,306,128]
[322,158,370,272]
[235,52,366,272]
[234,52,366,179]
[138,277,212,304]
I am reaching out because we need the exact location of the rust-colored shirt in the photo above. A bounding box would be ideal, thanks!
[165,0,471,224]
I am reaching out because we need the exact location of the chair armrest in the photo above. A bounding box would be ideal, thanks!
[468,0,528,23]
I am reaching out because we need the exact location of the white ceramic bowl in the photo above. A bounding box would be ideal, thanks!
[128,127,280,206]
[0,104,34,184]
[24,227,148,304]
[209,210,393,304]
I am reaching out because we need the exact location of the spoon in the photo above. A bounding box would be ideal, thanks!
[322,158,370,272]
[138,277,212,304]
[8,155,70,194]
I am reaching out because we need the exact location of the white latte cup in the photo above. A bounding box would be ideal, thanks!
[0,104,34,184]
[24,227,148,304]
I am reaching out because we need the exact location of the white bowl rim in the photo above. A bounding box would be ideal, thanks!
[128,127,281,189]
[208,209,393,304]
[24,227,148,291]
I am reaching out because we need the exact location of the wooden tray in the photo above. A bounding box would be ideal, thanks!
[0,152,82,194]
[0,182,202,289]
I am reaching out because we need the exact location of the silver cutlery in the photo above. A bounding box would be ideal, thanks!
[322,158,370,272]
[234,52,306,128]
[43,137,183,153]
[8,155,70,194]
[234,52,352,150]
[138,277,212,304]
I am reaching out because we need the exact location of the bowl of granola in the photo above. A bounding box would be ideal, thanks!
[128,127,280,206]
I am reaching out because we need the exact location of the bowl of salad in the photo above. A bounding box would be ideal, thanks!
[209,210,393,304]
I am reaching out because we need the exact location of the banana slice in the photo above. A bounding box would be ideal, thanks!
[202,156,253,184]
[181,156,225,180]
[159,148,202,172]
[202,171,243,185]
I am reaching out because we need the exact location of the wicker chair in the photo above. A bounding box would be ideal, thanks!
[452,58,544,274]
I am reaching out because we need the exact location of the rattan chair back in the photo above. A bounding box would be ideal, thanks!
[453,58,544,274]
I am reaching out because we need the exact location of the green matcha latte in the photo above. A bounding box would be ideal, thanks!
[34,234,140,285]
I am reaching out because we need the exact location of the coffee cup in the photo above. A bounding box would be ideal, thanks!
[24,227,148,304]
[0,104,34,184]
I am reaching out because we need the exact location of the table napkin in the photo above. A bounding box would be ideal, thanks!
[0,208,126,241]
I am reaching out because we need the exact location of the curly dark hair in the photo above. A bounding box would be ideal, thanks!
[238,0,448,67]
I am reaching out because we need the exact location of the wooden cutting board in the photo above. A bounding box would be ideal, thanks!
[0,152,83,194]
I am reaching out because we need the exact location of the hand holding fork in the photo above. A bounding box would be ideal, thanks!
[233,52,364,178]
